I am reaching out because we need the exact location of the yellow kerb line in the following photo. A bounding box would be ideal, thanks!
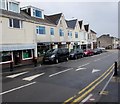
[64,63,114,103]
[71,67,113,103]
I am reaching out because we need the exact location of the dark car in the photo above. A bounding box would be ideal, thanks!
[93,48,102,54]
[43,48,69,64]
[84,49,94,56]
[69,49,84,59]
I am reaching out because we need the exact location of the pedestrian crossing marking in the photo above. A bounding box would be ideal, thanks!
[6,71,29,78]
[22,73,45,81]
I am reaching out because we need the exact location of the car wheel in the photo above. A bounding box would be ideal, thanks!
[55,59,59,64]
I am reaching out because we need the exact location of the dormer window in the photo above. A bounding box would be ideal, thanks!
[0,0,7,10]
[8,1,20,13]
[33,9,42,18]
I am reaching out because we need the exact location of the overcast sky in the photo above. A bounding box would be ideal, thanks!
[17,0,118,38]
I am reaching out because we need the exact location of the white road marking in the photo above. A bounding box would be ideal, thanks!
[94,58,101,62]
[92,69,100,73]
[49,68,73,77]
[22,73,45,81]
[81,94,93,103]
[78,63,90,68]
[100,70,114,95]
[6,71,29,78]
[76,67,87,71]
[0,82,36,95]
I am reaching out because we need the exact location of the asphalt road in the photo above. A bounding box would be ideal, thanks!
[1,50,119,103]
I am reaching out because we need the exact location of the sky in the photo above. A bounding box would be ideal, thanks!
[17,0,118,38]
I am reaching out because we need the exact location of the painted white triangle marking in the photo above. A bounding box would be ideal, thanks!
[76,67,87,71]
[92,69,100,73]
[22,73,45,81]
[6,71,29,78]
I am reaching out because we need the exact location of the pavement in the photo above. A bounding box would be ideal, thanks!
[97,66,120,103]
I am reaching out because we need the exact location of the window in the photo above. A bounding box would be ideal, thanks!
[33,9,42,18]
[9,18,23,28]
[59,29,64,36]
[50,28,54,35]
[23,50,32,59]
[0,0,6,9]
[75,32,78,38]
[36,26,46,35]
[0,52,12,63]
[68,31,72,37]
[9,2,19,13]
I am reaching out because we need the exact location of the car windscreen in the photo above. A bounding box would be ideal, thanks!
[45,49,57,55]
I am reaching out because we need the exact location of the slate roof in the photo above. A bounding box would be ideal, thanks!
[0,9,55,25]
[45,13,62,25]
[90,29,97,34]
[66,19,77,29]
[78,20,83,29]
[84,24,89,32]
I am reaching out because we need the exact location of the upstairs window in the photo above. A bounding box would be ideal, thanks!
[68,31,72,37]
[33,9,42,18]
[0,0,6,10]
[50,28,54,35]
[75,32,78,38]
[9,2,19,13]
[36,26,46,35]
[9,18,23,28]
[59,29,64,36]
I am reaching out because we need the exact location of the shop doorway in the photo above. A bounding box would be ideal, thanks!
[13,51,21,65]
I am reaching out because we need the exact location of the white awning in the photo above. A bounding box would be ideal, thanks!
[0,44,36,51]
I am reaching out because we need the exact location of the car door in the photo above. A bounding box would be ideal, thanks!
[57,49,62,61]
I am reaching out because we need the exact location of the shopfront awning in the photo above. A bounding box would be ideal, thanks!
[0,44,36,51]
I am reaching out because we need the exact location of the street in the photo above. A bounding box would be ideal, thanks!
[1,50,119,103]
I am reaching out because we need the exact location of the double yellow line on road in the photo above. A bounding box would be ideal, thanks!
[64,63,114,104]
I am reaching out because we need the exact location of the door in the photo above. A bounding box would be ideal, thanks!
[13,51,21,65]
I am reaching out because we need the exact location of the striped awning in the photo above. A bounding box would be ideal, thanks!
[0,44,36,51]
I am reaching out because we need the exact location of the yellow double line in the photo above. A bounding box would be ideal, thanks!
[64,63,114,104]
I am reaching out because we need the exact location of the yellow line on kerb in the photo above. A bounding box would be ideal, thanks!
[71,67,113,103]
[63,63,114,104]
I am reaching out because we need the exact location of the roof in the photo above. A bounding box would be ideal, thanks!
[0,9,55,26]
[78,20,83,29]
[90,29,97,34]
[45,13,62,25]
[66,19,77,29]
[84,24,89,32]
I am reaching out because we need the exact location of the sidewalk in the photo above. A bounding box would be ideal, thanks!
[98,68,120,103]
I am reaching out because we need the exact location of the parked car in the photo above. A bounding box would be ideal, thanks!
[43,48,69,64]
[84,49,94,56]
[97,47,106,52]
[69,49,84,59]
[93,48,102,54]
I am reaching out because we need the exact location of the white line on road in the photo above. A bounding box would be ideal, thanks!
[0,82,36,95]
[81,94,93,103]
[78,63,90,68]
[6,71,29,78]
[49,68,73,77]
[22,73,45,81]
[76,67,87,71]
[100,70,114,95]
[94,58,101,62]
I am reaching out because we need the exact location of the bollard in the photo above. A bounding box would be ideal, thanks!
[114,61,118,76]
[34,58,37,67]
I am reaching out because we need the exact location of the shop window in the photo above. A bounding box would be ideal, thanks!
[23,50,32,59]
[0,52,12,63]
